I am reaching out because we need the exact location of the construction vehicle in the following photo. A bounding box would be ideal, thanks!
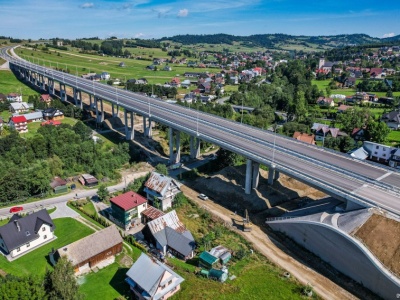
[243,209,252,232]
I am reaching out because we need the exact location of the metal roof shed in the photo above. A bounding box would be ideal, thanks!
[198,251,218,269]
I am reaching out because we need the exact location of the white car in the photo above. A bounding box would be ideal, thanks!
[198,193,209,200]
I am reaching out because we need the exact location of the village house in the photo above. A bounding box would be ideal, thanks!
[40,94,52,104]
[9,102,30,113]
[24,111,43,123]
[142,210,195,260]
[126,253,184,300]
[110,191,148,230]
[349,141,397,164]
[316,97,335,107]
[292,132,316,145]
[42,108,64,121]
[51,225,123,275]
[141,206,165,224]
[144,172,181,211]
[389,148,400,169]
[311,123,347,141]
[0,209,56,260]
[9,115,28,133]
[41,120,61,126]
[381,110,400,130]
[7,93,22,103]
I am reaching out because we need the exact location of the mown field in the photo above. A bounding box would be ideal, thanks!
[0,69,40,97]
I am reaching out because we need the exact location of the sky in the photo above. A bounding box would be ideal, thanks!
[0,0,399,40]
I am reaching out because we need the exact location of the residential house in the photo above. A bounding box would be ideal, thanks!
[184,72,201,78]
[337,104,352,113]
[198,81,211,94]
[350,141,396,164]
[9,102,30,113]
[40,94,52,104]
[110,191,148,230]
[344,77,356,87]
[351,127,369,142]
[311,123,347,141]
[141,206,165,224]
[9,115,28,133]
[0,209,56,259]
[101,72,110,80]
[7,93,22,102]
[24,111,43,123]
[146,65,156,71]
[381,110,400,130]
[51,225,122,275]
[170,77,180,87]
[389,148,400,169]
[125,253,184,300]
[316,97,335,107]
[144,172,181,211]
[318,58,335,73]
[292,132,316,145]
[119,62,126,68]
[181,79,191,89]
[78,174,98,187]
[163,66,172,71]
[142,210,195,260]
[50,177,68,194]
[42,108,64,121]
[370,68,383,78]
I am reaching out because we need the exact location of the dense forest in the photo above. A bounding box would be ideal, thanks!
[0,121,130,203]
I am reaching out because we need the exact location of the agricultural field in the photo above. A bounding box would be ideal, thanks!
[0,69,40,97]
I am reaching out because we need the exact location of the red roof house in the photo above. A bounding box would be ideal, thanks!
[293,132,316,145]
[110,191,148,230]
[9,115,28,133]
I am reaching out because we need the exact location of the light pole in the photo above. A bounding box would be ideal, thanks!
[196,108,199,136]
[116,86,119,104]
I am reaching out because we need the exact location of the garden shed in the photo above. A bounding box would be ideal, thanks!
[198,251,218,269]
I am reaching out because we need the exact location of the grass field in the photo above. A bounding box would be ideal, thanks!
[0,69,40,97]
[388,130,400,145]
[20,117,78,139]
[312,79,400,98]
[15,47,222,86]
[0,218,94,276]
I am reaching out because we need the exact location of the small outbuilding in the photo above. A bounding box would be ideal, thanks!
[50,177,68,194]
[79,174,98,187]
[209,245,231,265]
[209,268,228,283]
[198,251,219,269]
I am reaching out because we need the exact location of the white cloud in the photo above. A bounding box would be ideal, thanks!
[382,32,395,38]
[80,2,94,9]
[135,33,145,38]
[177,8,189,17]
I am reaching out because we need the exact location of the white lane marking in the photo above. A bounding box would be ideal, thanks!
[376,172,393,181]
[351,184,368,194]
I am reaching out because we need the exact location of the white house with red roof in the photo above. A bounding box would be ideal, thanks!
[7,93,22,103]
[109,191,148,230]
[9,115,28,133]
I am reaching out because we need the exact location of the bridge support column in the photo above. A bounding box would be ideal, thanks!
[41,76,46,90]
[79,91,83,109]
[175,130,181,163]
[145,119,152,138]
[245,159,253,194]
[169,127,174,163]
[112,103,115,117]
[143,116,147,135]
[345,200,365,211]
[252,162,260,189]
[124,109,128,137]
[168,128,181,164]
[268,166,275,185]
[189,136,201,159]
[129,111,135,140]
[94,97,100,123]
[100,99,104,122]
[274,170,280,181]
[73,88,78,106]
[89,94,93,109]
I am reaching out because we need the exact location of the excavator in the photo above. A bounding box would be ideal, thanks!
[243,209,252,232]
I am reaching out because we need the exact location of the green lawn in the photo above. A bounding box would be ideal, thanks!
[0,69,40,98]
[79,262,131,300]
[388,130,400,145]
[20,117,78,139]
[0,218,94,276]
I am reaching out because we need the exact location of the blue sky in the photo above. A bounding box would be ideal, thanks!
[0,0,399,39]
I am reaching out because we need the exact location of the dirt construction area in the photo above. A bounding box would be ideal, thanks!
[181,166,386,300]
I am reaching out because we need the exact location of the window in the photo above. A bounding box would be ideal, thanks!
[374,151,378,155]
[161,284,165,290]
[17,247,20,252]
[168,280,172,285]
[42,227,46,232]
[376,146,379,149]
[383,154,386,157]
[25,231,30,236]
[26,242,30,247]
[43,235,47,239]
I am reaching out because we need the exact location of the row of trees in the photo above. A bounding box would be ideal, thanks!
[0,121,130,203]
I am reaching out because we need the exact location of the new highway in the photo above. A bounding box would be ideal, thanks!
[2,46,400,215]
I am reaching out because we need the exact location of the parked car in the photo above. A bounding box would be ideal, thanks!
[198,193,209,200]
[9,206,23,213]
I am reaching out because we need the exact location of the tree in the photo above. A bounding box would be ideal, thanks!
[155,163,168,175]
[368,120,390,143]
[44,257,83,300]
[97,184,110,202]
[0,274,47,299]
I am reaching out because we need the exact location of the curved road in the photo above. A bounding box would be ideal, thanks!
[2,46,400,215]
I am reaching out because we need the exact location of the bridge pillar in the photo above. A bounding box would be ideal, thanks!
[79,91,83,109]
[41,75,46,90]
[124,109,128,136]
[112,103,115,117]
[252,162,260,189]
[145,119,152,138]
[268,166,276,185]
[73,88,78,106]
[169,127,174,163]
[245,159,253,194]
[89,94,93,109]
[129,111,135,140]
[94,97,100,123]
[274,170,280,181]
[100,99,104,122]
[189,136,201,159]
[175,130,181,163]
[143,116,147,135]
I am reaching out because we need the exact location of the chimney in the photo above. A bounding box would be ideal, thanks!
[14,220,20,232]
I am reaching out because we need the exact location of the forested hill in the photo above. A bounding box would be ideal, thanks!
[160,33,400,49]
